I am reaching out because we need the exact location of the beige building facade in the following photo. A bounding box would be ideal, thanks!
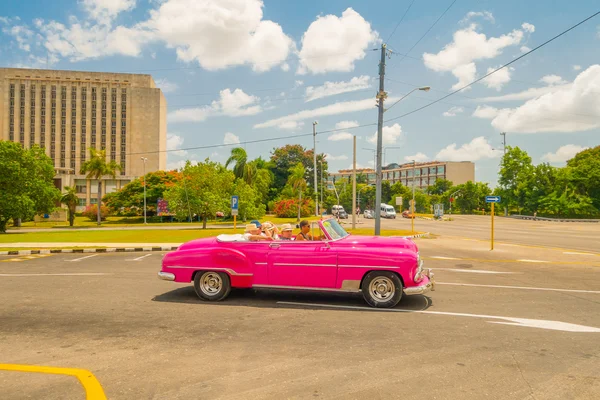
[328,161,475,190]
[0,68,166,210]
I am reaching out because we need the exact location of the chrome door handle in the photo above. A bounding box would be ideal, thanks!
[269,243,280,249]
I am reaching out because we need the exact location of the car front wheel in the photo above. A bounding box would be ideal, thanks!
[194,271,231,301]
[362,271,402,308]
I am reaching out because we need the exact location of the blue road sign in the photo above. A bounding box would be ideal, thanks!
[486,196,501,203]
[231,195,239,210]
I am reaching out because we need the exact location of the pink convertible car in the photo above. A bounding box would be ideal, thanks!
[158,218,434,308]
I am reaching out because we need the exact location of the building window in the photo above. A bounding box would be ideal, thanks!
[30,85,36,147]
[78,198,86,207]
[101,87,107,149]
[437,165,445,175]
[421,168,428,176]
[19,84,25,145]
[90,198,98,205]
[429,167,437,175]
[9,84,15,141]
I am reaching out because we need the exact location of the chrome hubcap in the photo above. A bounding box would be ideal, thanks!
[369,277,395,302]
[200,272,222,296]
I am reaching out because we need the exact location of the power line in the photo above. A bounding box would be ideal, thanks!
[385,0,416,43]
[383,10,600,124]
[390,0,457,65]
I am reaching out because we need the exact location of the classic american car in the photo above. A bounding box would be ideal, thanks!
[158,218,434,308]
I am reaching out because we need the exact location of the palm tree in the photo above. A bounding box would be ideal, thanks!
[60,186,79,227]
[226,147,256,185]
[287,162,307,222]
[80,148,121,225]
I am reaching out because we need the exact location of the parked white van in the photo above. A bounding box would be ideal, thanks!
[380,204,397,219]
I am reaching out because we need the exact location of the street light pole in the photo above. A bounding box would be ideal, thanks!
[319,160,324,216]
[141,157,148,224]
[412,160,416,234]
[374,43,387,236]
[313,121,318,217]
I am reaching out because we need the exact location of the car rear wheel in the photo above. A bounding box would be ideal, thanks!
[194,271,231,301]
[362,271,402,308]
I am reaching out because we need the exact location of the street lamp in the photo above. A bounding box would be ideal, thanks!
[374,86,430,235]
[141,157,148,224]
[319,160,324,216]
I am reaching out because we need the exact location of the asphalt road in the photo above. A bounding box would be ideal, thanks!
[351,214,600,253]
[1,233,599,399]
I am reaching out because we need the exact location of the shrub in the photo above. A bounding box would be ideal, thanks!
[82,204,109,221]
[273,198,313,218]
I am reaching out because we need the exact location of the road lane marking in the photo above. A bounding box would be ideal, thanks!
[128,254,152,261]
[66,254,99,262]
[517,259,545,263]
[433,268,520,275]
[0,273,112,277]
[0,364,106,400]
[277,302,600,333]
[437,282,600,294]
[563,251,596,256]
[430,256,459,260]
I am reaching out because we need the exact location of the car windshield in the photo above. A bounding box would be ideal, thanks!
[321,219,349,240]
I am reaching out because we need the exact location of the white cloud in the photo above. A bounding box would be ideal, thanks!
[482,66,514,90]
[489,65,600,133]
[541,145,588,163]
[539,74,567,85]
[297,8,379,74]
[367,123,403,145]
[460,11,495,24]
[325,153,349,161]
[328,132,353,141]
[223,132,240,145]
[474,83,572,102]
[277,121,304,130]
[404,152,429,162]
[335,120,360,130]
[155,78,178,93]
[520,46,531,53]
[472,105,499,119]
[3,24,34,52]
[167,159,198,170]
[281,62,290,72]
[436,136,499,161]
[305,75,372,102]
[146,0,293,72]
[169,88,262,123]
[293,80,304,89]
[443,106,464,117]
[82,0,137,24]
[423,21,530,89]
[166,133,187,156]
[521,23,535,33]
[254,95,406,129]
[573,65,582,71]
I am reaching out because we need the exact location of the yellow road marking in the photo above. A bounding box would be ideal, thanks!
[422,257,600,267]
[1,254,52,263]
[0,364,106,400]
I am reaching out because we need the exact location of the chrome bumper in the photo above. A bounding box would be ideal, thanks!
[404,269,435,295]
[158,271,175,281]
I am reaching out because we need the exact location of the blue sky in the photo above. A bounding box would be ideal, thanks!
[1,0,599,186]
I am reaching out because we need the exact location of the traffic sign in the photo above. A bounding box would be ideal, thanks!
[486,196,501,203]
[395,196,403,206]
[231,195,239,210]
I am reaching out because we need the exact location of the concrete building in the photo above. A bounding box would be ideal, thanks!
[0,68,166,210]
[327,161,475,190]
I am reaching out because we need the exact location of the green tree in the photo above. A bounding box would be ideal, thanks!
[453,181,492,214]
[498,146,534,214]
[0,141,60,232]
[60,186,79,227]
[80,148,121,225]
[103,170,181,215]
[232,179,266,221]
[163,160,234,229]
[390,182,411,211]
[226,147,256,185]
[427,179,453,195]
[566,145,600,211]
[269,144,325,196]
[287,162,307,222]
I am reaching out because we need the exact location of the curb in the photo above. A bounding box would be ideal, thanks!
[0,246,179,256]
[408,232,430,239]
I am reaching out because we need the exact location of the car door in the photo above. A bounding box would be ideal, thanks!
[266,237,337,289]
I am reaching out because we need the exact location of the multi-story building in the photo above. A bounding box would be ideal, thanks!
[0,68,166,209]
[327,161,475,190]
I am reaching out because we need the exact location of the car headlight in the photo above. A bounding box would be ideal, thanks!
[414,253,424,283]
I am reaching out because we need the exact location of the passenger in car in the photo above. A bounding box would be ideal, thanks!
[262,221,280,240]
[295,220,323,241]
[244,223,273,241]
[279,224,294,240]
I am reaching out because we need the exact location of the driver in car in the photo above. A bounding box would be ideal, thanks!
[295,220,324,241]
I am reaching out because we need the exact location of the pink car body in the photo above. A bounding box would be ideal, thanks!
[158,219,434,307]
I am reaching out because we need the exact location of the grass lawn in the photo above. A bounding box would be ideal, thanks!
[0,227,422,244]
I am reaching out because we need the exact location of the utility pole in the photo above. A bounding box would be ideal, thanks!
[313,121,318,217]
[412,160,416,234]
[352,136,357,229]
[500,132,507,216]
[141,157,148,224]
[374,43,387,235]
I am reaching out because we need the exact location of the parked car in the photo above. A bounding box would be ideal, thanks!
[158,218,434,308]
[364,209,374,219]
[380,203,397,219]
[402,211,414,219]
[216,211,224,218]
[338,210,349,219]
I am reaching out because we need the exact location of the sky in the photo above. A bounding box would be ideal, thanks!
[1,0,599,187]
